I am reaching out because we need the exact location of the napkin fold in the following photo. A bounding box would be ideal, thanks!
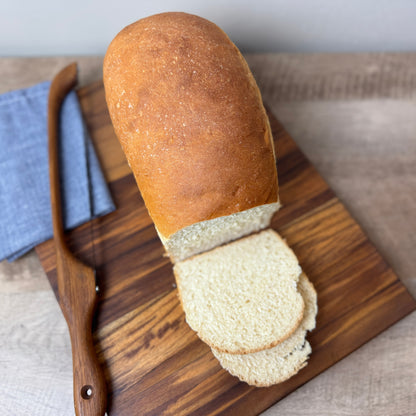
[0,81,115,261]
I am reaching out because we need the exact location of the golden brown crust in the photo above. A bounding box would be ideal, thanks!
[104,12,278,237]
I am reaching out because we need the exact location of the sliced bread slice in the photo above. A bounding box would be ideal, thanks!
[213,341,312,387]
[212,273,317,386]
[174,229,304,354]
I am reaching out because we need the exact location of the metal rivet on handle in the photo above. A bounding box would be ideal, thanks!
[81,385,93,400]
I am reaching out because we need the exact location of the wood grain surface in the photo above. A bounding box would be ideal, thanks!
[34,80,416,416]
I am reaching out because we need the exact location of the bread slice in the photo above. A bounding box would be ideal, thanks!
[174,229,304,354]
[212,273,317,386]
[214,341,312,388]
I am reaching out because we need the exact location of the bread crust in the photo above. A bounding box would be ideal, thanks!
[103,12,278,238]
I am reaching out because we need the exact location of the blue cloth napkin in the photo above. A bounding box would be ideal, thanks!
[0,81,115,261]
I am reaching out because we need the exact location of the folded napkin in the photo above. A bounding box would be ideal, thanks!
[0,81,115,261]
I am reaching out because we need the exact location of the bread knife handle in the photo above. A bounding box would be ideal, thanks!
[56,249,107,416]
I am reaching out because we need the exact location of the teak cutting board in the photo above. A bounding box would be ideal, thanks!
[36,81,416,416]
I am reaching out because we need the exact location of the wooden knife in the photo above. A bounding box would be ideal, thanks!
[48,62,107,416]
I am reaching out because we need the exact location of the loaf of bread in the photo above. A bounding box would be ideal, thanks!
[103,12,279,262]
[104,12,317,388]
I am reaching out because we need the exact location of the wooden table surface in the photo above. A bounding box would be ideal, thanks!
[1,53,415,416]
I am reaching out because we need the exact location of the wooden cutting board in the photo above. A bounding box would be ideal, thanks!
[36,81,416,416]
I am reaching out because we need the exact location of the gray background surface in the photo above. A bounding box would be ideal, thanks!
[1,0,416,55]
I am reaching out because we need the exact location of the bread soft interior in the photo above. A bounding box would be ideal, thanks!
[159,202,280,263]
